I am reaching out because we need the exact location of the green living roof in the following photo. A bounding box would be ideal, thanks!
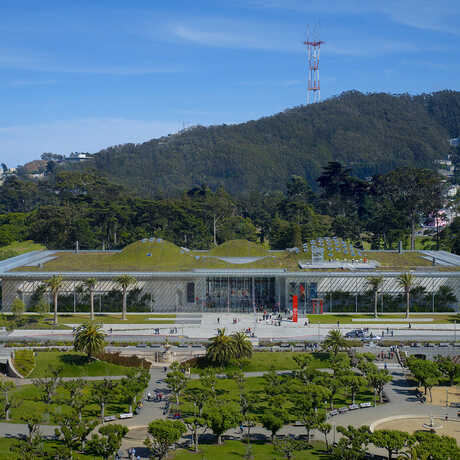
[9,238,439,273]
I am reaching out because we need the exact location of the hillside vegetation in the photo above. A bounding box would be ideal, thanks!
[63,90,460,195]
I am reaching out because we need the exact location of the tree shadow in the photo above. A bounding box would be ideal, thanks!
[59,353,90,366]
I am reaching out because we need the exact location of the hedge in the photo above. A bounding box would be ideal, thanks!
[96,352,151,369]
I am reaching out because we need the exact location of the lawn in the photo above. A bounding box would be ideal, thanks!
[182,374,374,421]
[13,349,35,377]
[0,437,103,459]
[55,313,176,324]
[0,240,45,262]
[191,352,331,374]
[6,379,141,424]
[302,313,460,324]
[0,314,72,330]
[172,440,329,460]
[29,351,132,378]
[364,251,432,267]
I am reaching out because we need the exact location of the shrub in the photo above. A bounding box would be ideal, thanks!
[95,352,151,369]
[13,349,35,377]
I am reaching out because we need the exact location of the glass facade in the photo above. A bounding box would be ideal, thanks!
[288,281,318,314]
[205,277,276,312]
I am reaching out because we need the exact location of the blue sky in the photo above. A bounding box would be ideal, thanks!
[1,0,460,166]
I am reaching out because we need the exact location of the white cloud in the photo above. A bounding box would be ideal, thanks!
[0,118,181,167]
[243,0,460,36]
[9,79,56,87]
[0,50,179,75]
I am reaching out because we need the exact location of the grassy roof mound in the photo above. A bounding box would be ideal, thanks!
[112,239,194,267]
[208,239,269,257]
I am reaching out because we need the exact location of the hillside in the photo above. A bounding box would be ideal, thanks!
[62,90,460,196]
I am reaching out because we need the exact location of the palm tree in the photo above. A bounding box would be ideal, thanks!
[367,276,383,318]
[82,278,97,321]
[397,273,415,319]
[45,275,63,325]
[74,322,105,360]
[322,329,350,356]
[206,328,236,366]
[231,331,253,360]
[115,275,136,320]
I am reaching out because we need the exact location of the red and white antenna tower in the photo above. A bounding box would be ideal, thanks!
[304,27,324,104]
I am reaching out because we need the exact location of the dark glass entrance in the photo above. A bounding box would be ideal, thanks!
[205,277,276,312]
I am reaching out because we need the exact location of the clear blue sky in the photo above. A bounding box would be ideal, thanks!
[1,0,460,166]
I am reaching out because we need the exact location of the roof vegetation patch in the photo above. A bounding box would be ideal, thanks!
[113,239,195,267]
[208,240,269,257]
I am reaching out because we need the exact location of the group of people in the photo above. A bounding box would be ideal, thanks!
[146,390,163,402]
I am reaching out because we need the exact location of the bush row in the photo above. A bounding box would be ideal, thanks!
[96,351,151,369]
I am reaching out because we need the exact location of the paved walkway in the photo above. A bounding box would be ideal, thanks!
[0,361,458,458]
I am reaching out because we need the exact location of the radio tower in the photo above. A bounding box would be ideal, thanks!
[304,27,324,104]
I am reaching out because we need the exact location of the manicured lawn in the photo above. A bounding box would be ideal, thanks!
[182,375,373,421]
[0,437,103,459]
[191,352,331,374]
[303,313,459,324]
[56,313,176,324]
[29,351,132,378]
[12,349,35,377]
[0,315,72,330]
[6,380,137,424]
[172,439,329,459]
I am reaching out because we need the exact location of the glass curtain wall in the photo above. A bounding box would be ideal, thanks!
[205,277,275,312]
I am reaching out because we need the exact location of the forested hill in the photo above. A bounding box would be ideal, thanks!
[64,90,460,196]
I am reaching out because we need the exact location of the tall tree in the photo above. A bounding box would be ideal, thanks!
[397,273,415,319]
[367,276,383,318]
[374,168,444,250]
[82,278,97,321]
[45,275,63,325]
[114,274,136,320]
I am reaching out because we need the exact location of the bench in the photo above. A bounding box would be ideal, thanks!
[119,412,133,419]
[103,416,117,422]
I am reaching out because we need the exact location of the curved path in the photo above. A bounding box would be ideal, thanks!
[0,363,458,459]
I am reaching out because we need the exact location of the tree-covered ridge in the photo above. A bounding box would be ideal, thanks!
[63,90,460,196]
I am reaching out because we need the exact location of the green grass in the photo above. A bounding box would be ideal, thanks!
[0,437,102,459]
[0,314,73,330]
[6,381,137,425]
[13,238,447,272]
[56,313,176,324]
[208,239,269,257]
[172,440,329,460]
[364,251,432,267]
[182,374,372,420]
[29,351,132,378]
[302,313,460,324]
[191,352,331,374]
[0,240,45,262]
[13,349,35,377]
